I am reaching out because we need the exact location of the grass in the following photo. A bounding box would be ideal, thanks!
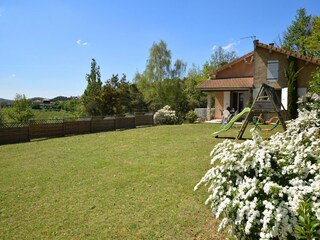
[30,109,78,120]
[0,123,279,239]
[0,108,78,123]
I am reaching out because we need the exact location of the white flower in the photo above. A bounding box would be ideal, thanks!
[195,108,320,239]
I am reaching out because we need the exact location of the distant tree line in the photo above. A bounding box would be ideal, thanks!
[80,41,237,119]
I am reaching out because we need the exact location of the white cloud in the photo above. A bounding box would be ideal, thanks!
[221,40,240,52]
[212,40,240,52]
[10,74,16,78]
[76,39,88,46]
[212,45,218,51]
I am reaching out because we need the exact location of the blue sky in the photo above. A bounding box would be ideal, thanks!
[0,0,319,99]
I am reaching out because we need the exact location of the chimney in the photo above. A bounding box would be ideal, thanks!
[269,43,274,46]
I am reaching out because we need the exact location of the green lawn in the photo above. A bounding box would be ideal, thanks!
[0,123,277,239]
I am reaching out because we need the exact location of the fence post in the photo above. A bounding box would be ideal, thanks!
[27,120,31,142]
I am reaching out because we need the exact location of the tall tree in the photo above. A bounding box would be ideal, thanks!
[7,94,34,122]
[285,59,302,120]
[282,8,313,56]
[305,17,320,59]
[98,74,138,115]
[81,58,102,116]
[158,78,188,113]
[134,40,186,111]
[145,40,172,83]
[203,46,237,77]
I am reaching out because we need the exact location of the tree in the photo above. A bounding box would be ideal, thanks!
[129,84,148,112]
[285,59,302,120]
[81,58,102,116]
[7,94,34,122]
[282,8,313,56]
[305,17,320,59]
[203,46,237,77]
[309,67,320,95]
[98,74,137,115]
[134,40,187,112]
[145,40,172,83]
[158,78,188,114]
[184,64,207,110]
[0,108,4,125]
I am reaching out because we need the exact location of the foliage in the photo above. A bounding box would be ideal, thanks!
[294,199,320,240]
[282,8,313,56]
[158,78,188,114]
[203,46,237,77]
[63,98,81,113]
[129,83,148,112]
[0,107,3,125]
[7,94,34,122]
[98,74,131,115]
[298,92,320,112]
[134,40,187,112]
[309,67,320,95]
[184,65,207,109]
[195,108,320,240]
[305,17,320,59]
[81,58,103,116]
[281,8,319,59]
[153,105,178,125]
[186,110,198,123]
[285,59,302,119]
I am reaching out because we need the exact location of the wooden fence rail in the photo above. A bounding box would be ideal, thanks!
[0,113,153,145]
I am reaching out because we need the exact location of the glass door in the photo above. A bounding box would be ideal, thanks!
[231,92,245,113]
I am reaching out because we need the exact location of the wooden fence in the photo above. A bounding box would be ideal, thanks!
[0,113,153,145]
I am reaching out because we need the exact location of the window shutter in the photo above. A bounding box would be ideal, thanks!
[267,60,279,80]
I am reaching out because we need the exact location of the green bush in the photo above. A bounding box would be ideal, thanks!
[295,198,320,240]
[186,110,198,123]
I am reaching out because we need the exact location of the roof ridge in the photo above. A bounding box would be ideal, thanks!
[254,40,320,65]
[211,51,254,75]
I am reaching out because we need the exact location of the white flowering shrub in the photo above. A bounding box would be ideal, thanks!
[298,92,320,112]
[195,109,320,240]
[153,105,178,125]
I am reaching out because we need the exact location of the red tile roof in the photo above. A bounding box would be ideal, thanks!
[254,40,320,65]
[197,77,253,91]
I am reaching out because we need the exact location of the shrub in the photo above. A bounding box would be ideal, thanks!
[195,109,320,240]
[298,92,320,112]
[295,199,320,239]
[153,105,178,125]
[186,110,198,123]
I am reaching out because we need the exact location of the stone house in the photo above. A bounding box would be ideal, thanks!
[197,40,320,120]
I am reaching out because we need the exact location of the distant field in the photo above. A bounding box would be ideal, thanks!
[0,123,278,239]
[30,109,78,120]
[0,109,78,122]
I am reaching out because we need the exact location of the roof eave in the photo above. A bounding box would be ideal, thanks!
[197,87,253,91]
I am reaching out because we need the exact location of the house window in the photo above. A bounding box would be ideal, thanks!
[267,60,279,81]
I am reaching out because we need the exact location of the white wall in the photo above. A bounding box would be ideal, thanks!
[281,87,307,111]
[281,88,288,110]
[223,91,230,110]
